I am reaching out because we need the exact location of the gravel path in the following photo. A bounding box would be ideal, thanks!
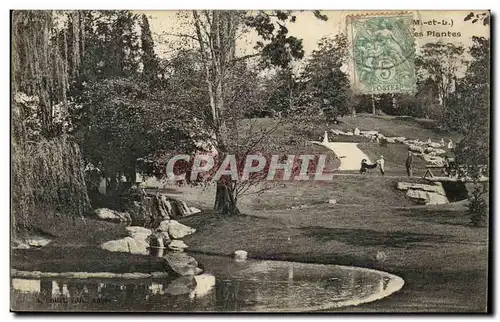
[313,141,371,171]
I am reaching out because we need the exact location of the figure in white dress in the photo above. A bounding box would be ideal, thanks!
[448,139,453,149]
[322,131,329,143]
[377,155,385,176]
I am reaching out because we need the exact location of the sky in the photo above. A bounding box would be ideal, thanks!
[136,10,490,61]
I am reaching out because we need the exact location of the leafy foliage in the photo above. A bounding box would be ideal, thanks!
[301,35,351,120]
[70,11,142,83]
[70,77,194,189]
[12,101,91,231]
[140,14,159,78]
[447,37,490,178]
[261,68,302,117]
[245,11,307,68]
[415,42,465,113]
[67,11,194,192]
[464,11,490,26]
[468,185,488,227]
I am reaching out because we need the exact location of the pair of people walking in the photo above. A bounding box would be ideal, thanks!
[360,156,385,175]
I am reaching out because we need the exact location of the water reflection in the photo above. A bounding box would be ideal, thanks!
[12,279,40,293]
[11,255,403,312]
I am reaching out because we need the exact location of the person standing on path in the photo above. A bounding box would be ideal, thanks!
[405,151,413,177]
[377,155,385,176]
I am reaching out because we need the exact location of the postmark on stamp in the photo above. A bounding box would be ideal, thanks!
[346,13,417,94]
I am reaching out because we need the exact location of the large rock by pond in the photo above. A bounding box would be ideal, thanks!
[125,190,203,228]
[157,220,171,232]
[163,252,202,276]
[126,226,152,239]
[95,208,132,223]
[168,240,189,252]
[423,191,449,205]
[100,226,151,255]
[169,220,196,239]
[128,200,158,227]
[157,220,196,239]
[101,237,148,255]
[397,182,448,205]
[149,231,171,248]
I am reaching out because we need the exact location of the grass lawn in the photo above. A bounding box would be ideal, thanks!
[332,114,461,142]
[243,114,461,146]
[171,173,487,312]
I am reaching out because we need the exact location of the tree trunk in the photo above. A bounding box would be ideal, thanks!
[193,11,241,216]
[371,93,376,115]
[214,181,240,215]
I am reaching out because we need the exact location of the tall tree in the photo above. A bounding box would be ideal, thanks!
[140,14,159,78]
[301,35,351,122]
[71,11,142,85]
[11,10,92,230]
[168,10,327,215]
[415,42,465,112]
[448,37,490,178]
[12,10,76,137]
[69,11,184,191]
[71,77,193,192]
[263,68,302,117]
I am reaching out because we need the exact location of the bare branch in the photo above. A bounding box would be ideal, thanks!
[161,32,199,42]
[229,53,261,64]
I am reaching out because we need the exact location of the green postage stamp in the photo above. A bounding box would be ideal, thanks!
[347,13,417,94]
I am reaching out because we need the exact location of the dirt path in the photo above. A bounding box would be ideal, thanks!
[313,141,371,171]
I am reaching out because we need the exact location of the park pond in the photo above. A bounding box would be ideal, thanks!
[11,253,404,312]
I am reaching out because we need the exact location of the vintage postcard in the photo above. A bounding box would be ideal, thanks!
[11,10,490,312]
